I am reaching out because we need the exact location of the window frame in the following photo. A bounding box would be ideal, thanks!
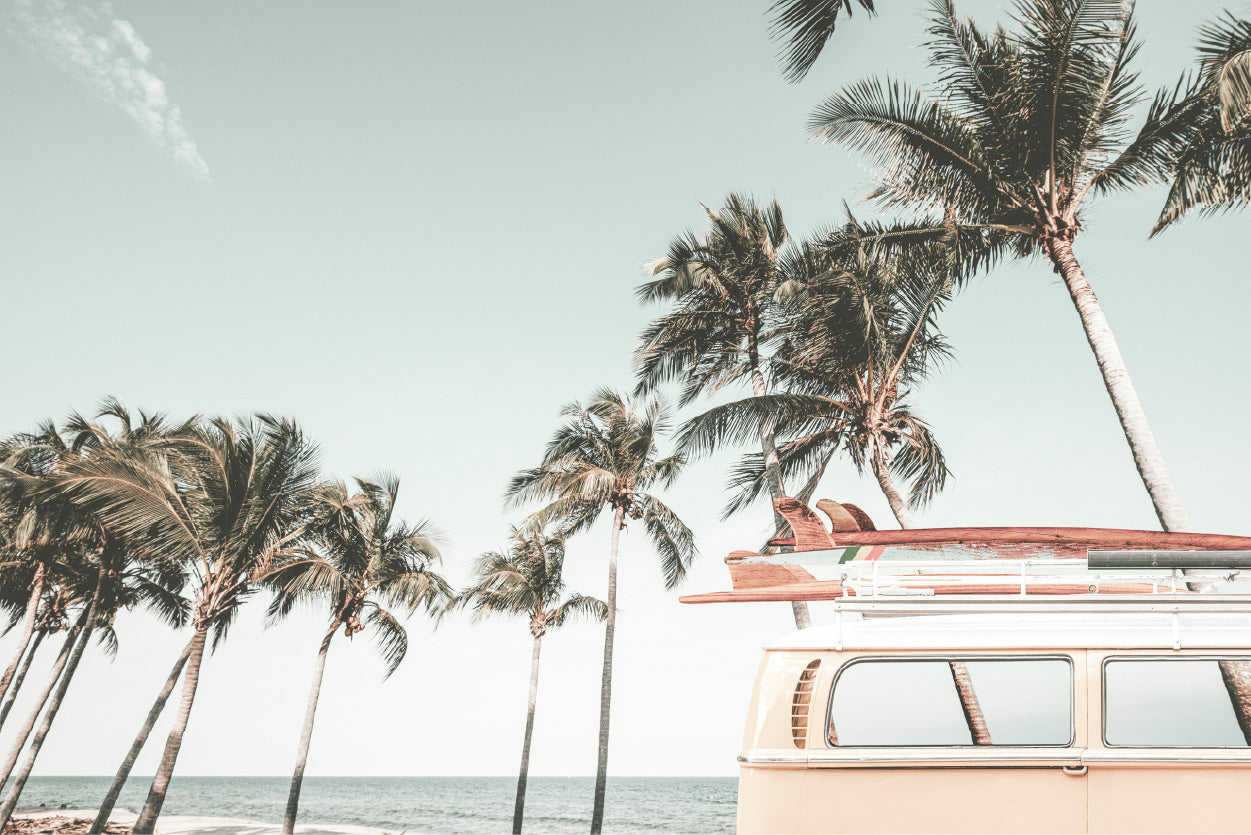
[824,654,1076,749]
[1101,655,1251,749]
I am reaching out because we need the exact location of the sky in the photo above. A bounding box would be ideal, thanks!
[0,0,1248,783]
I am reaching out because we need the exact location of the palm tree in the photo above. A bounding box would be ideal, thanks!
[0,537,188,829]
[0,408,189,829]
[0,422,95,725]
[0,549,118,830]
[678,246,991,744]
[807,0,1200,534]
[262,475,451,835]
[687,245,953,527]
[505,390,695,835]
[53,414,320,834]
[0,562,48,730]
[1150,13,1251,233]
[636,193,814,629]
[0,560,47,720]
[768,0,880,81]
[454,529,607,834]
[0,560,97,796]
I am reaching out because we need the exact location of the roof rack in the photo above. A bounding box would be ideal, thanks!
[678,497,1251,616]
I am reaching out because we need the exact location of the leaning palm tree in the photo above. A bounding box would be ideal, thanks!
[54,414,319,834]
[0,551,101,803]
[454,529,607,834]
[0,588,59,730]
[0,559,47,721]
[0,526,186,831]
[636,194,814,629]
[263,475,451,835]
[807,0,1201,534]
[505,390,695,835]
[1150,12,1251,233]
[0,422,94,724]
[0,405,188,830]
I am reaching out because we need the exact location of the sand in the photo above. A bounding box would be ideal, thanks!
[7,810,403,835]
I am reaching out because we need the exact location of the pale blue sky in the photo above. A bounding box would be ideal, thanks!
[0,0,1247,780]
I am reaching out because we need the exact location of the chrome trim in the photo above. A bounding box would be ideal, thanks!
[740,754,807,764]
[806,749,1082,764]
[1084,750,1251,763]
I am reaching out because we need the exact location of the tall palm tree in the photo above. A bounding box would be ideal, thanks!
[768,0,880,81]
[262,475,451,835]
[505,390,695,835]
[1150,12,1251,233]
[54,415,320,834]
[679,247,991,744]
[454,529,607,835]
[636,193,814,629]
[807,0,1200,534]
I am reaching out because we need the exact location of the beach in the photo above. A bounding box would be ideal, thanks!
[10,810,398,834]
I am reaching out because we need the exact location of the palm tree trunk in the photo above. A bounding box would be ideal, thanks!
[871,453,915,528]
[90,635,195,834]
[589,505,624,835]
[0,617,85,787]
[1045,238,1190,532]
[0,566,45,714]
[0,568,105,830]
[282,618,340,835]
[0,630,44,731]
[872,457,991,744]
[513,632,543,835]
[748,337,812,630]
[1043,240,1251,734]
[131,625,209,834]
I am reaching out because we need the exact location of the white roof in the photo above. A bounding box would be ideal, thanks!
[768,612,1251,651]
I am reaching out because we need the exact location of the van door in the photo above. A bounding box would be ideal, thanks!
[803,653,1087,835]
[1086,653,1251,834]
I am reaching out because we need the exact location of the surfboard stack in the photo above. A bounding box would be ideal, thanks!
[678,497,1251,605]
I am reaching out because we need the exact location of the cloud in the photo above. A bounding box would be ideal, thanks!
[3,0,211,183]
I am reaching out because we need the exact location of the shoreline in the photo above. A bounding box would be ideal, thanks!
[10,810,403,835]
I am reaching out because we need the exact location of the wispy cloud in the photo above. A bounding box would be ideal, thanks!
[3,0,211,183]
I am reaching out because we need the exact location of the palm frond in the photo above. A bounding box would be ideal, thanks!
[636,495,697,590]
[768,0,877,82]
[363,603,408,678]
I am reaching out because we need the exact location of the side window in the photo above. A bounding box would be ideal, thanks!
[828,658,1073,747]
[1104,658,1251,747]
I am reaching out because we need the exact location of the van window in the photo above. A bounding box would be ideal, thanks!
[1104,658,1251,747]
[828,658,1073,747]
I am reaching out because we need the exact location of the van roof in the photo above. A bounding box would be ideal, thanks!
[766,612,1251,651]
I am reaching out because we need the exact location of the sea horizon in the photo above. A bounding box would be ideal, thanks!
[10,775,738,834]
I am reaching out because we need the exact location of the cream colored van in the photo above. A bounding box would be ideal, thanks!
[739,612,1251,835]
[681,497,1251,835]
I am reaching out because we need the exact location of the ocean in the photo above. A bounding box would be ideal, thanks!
[14,775,737,834]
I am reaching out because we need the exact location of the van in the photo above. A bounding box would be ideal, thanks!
[681,498,1251,835]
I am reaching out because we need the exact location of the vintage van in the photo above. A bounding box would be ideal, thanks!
[681,498,1251,835]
